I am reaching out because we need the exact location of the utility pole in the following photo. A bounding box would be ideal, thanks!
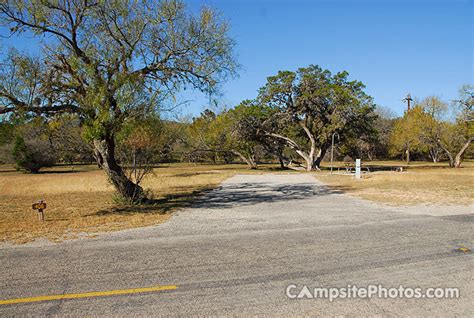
[402,93,413,163]
[403,93,413,112]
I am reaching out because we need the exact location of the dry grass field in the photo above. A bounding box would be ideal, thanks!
[0,163,268,244]
[1,161,473,244]
[316,161,474,206]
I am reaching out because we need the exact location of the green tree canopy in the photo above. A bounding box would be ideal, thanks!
[256,65,377,170]
[0,0,237,201]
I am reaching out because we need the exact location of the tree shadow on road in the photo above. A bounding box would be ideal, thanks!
[190,182,345,209]
[93,182,349,216]
[91,187,216,216]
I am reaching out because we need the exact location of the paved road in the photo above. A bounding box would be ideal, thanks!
[1,174,473,316]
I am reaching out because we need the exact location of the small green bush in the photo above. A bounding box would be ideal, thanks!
[12,136,56,173]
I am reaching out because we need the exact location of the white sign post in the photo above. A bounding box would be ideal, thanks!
[355,159,361,179]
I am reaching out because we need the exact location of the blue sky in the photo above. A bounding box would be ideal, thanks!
[1,0,472,117]
[184,0,473,116]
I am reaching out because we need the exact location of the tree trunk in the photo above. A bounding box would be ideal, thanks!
[232,150,257,169]
[305,157,314,171]
[273,148,288,169]
[429,148,438,163]
[265,132,310,171]
[405,148,410,164]
[265,129,320,171]
[314,146,328,169]
[301,125,318,171]
[454,138,472,168]
[278,156,286,169]
[93,137,145,202]
[437,144,454,167]
[293,149,315,171]
[446,152,455,168]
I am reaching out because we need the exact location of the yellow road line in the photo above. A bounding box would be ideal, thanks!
[0,285,178,306]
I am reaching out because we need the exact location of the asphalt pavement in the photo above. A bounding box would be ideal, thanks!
[0,174,472,316]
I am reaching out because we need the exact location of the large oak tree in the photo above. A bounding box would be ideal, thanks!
[257,65,376,171]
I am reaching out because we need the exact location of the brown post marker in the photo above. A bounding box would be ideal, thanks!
[32,200,46,222]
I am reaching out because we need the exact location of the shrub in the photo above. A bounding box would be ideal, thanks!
[0,143,14,164]
[12,136,56,173]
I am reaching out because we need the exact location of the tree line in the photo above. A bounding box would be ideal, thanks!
[0,1,472,204]
[1,81,472,169]
[183,81,473,170]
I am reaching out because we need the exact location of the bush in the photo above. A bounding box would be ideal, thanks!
[12,136,56,173]
[0,143,14,164]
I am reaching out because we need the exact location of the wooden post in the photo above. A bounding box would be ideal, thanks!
[38,208,44,222]
[32,200,46,222]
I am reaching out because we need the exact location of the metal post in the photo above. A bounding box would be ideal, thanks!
[330,132,339,174]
